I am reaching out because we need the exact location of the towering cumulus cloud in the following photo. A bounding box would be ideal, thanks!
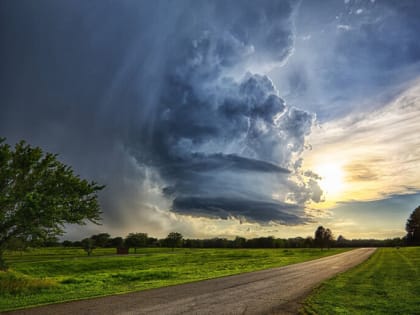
[129,0,320,225]
[0,0,322,234]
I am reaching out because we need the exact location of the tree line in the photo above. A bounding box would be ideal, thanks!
[50,227,405,256]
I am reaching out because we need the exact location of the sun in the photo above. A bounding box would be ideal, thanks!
[314,163,345,198]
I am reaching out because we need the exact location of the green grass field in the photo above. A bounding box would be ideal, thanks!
[0,247,347,311]
[302,247,420,314]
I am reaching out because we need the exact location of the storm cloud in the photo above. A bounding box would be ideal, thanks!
[0,0,321,235]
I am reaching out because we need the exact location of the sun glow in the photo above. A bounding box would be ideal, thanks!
[315,163,345,198]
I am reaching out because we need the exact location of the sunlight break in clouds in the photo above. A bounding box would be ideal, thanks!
[304,79,420,208]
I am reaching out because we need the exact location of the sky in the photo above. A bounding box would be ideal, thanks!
[1,0,419,240]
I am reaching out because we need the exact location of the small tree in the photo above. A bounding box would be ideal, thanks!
[81,238,95,256]
[166,232,183,250]
[406,206,420,245]
[0,139,104,270]
[125,233,148,253]
[91,233,111,247]
[314,226,334,250]
[109,237,124,248]
[304,236,314,248]
[62,240,74,247]
[336,235,348,247]
[324,228,333,249]
[315,226,326,250]
[233,236,246,248]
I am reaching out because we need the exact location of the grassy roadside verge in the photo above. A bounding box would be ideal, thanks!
[302,247,420,314]
[1,247,348,311]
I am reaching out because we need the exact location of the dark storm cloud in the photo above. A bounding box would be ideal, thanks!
[172,196,305,225]
[130,17,317,222]
[0,0,320,230]
[162,154,290,176]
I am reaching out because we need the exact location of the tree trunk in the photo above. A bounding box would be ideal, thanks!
[0,251,8,271]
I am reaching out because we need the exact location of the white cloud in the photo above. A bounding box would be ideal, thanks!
[337,24,352,31]
[303,78,420,205]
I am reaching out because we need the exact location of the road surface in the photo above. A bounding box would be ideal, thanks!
[5,248,376,315]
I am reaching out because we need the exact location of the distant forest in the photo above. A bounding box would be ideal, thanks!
[36,232,405,250]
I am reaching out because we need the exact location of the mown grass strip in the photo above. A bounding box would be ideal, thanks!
[302,247,420,314]
[1,247,348,311]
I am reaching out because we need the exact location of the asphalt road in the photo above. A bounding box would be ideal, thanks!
[5,248,376,315]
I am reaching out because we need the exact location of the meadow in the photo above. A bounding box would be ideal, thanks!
[0,247,348,311]
[302,247,420,314]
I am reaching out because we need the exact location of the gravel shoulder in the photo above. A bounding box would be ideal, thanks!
[4,248,376,315]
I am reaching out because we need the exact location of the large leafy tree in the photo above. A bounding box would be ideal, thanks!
[0,138,104,269]
[406,206,420,244]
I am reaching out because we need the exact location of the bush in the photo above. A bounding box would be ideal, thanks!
[0,271,56,295]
